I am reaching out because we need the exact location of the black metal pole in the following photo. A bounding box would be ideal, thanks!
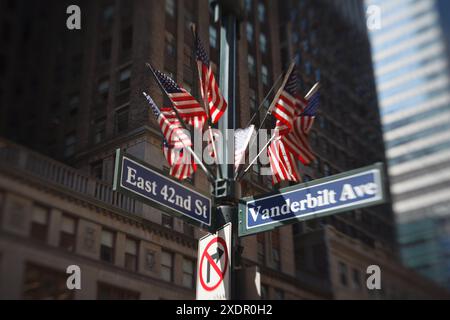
[214,0,242,300]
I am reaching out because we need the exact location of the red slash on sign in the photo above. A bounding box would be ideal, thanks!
[199,237,229,291]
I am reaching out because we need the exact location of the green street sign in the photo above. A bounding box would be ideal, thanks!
[238,163,387,237]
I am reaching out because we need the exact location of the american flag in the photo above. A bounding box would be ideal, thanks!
[281,84,319,165]
[150,66,207,129]
[270,65,301,135]
[299,87,319,134]
[162,139,197,181]
[274,94,307,136]
[143,92,192,149]
[268,138,300,185]
[281,123,315,165]
[195,33,227,124]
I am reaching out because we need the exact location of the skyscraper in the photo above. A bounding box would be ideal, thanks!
[367,0,450,289]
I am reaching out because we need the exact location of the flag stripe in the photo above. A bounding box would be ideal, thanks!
[196,33,227,124]
[152,68,207,129]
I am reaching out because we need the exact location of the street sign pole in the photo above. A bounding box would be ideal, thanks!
[214,0,243,300]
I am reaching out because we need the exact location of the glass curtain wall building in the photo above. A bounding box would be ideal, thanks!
[367,0,450,289]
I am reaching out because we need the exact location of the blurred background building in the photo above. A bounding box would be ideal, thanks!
[0,0,448,299]
[367,0,450,290]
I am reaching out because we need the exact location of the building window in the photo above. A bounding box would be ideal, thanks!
[352,268,362,289]
[271,229,281,270]
[339,262,348,287]
[165,0,176,17]
[293,222,303,235]
[97,282,140,300]
[292,31,299,44]
[118,68,131,92]
[260,284,268,299]
[23,264,74,300]
[304,61,312,75]
[257,233,265,265]
[67,94,79,118]
[262,99,270,112]
[165,32,176,57]
[102,4,115,26]
[246,23,253,43]
[100,38,112,61]
[98,78,109,104]
[64,132,76,158]
[315,68,321,82]
[184,10,194,30]
[125,237,138,271]
[249,88,257,111]
[91,160,103,180]
[161,213,173,229]
[161,250,174,282]
[261,65,269,85]
[245,0,252,12]
[121,26,133,52]
[248,55,255,76]
[183,46,194,85]
[115,107,129,133]
[182,258,195,288]
[257,2,265,22]
[272,248,280,271]
[259,33,267,53]
[59,215,77,252]
[145,250,156,271]
[93,118,106,144]
[31,205,49,243]
[100,229,115,264]
[274,288,284,300]
[318,116,326,129]
[323,163,331,176]
[183,221,194,237]
[209,26,218,48]
[303,40,309,52]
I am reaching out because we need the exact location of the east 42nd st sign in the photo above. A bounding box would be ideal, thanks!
[113,149,212,228]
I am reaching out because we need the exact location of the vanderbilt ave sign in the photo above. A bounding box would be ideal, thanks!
[238,163,386,237]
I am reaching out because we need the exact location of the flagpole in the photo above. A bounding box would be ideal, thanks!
[237,81,319,182]
[305,82,320,100]
[260,61,296,131]
[235,61,296,180]
[145,64,216,182]
[245,72,284,128]
[236,133,277,181]
[190,24,223,179]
